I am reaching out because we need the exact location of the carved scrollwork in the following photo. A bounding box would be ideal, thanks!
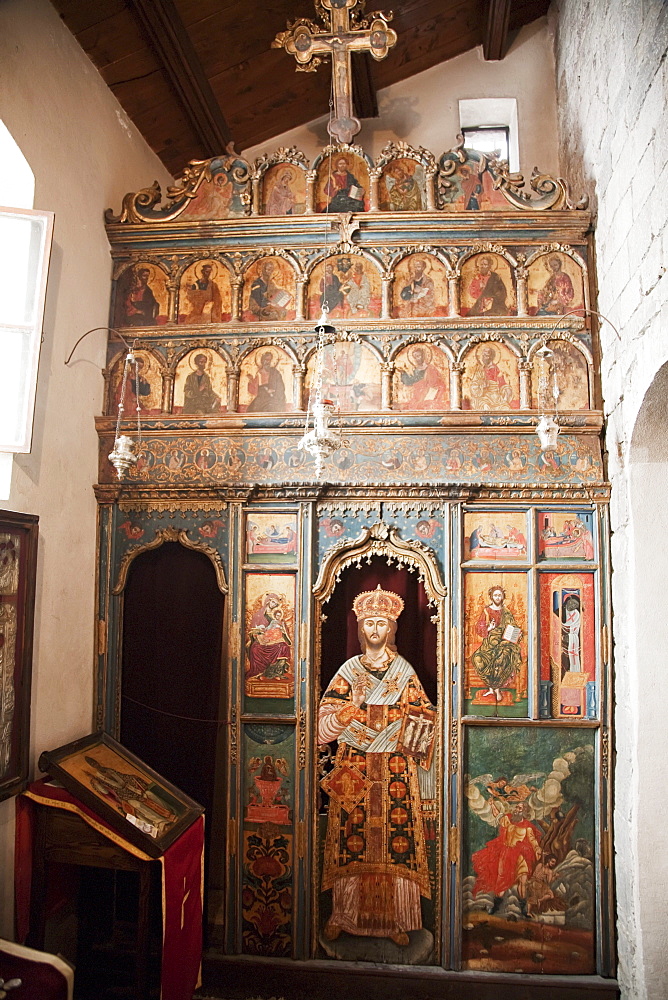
[106,155,252,224]
[376,140,438,172]
[112,527,228,594]
[252,146,310,179]
[490,162,589,212]
[312,143,371,170]
[313,521,447,606]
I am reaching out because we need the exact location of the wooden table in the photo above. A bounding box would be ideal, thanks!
[27,803,158,999]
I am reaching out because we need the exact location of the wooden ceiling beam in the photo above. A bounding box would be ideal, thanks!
[128,0,233,156]
[352,52,379,120]
[483,0,512,60]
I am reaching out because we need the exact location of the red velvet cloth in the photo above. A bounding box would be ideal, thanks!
[15,780,203,1000]
[0,939,72,1000]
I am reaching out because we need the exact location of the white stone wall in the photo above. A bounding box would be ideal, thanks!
[551,3,668,998]
[0,0,172,938]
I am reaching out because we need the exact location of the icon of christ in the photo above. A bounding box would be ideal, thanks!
[318,586,436,952]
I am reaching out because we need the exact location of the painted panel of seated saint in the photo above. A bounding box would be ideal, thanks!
[392,255,449,318]
[173,349,227,414]
[527,252,585,316]
[244,574,295,702]
[315,152,370,213]
[242,257,296,322]
[305,341,381,411]
[113,263,169,328]
[379,159,426,211]
[261,164,307,216]
[308,256,382,320]
[461,342,520,410]
[239,346,294,413]
[462,726,596,974]
[460,253,515,317]
[109,349,163,416]
[177,260,232,324]
[463,572,529,717]
[532,340,590,411]
[392,343,450,411]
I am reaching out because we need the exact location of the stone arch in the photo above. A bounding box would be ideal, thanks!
[625,361,668,1000]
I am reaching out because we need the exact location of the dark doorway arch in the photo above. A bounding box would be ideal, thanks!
[120,542,226,887]
[320,557,438,711]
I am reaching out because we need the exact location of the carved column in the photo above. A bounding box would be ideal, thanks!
[293,365,306,411]
[425,167,437,211]
[519,360,533,410]
[166,279,179,324]
[161,371,174,413]
[230,279,242,322]
[295,278,306,321]
[305,170,317,215]
[251,175,262,215]
[516,266,529,317]
[368,166,381,212]
[450,361,464,410]
[101,368,112,416]
[381,362,395,410]
[381,275,392,320]
[447,272,460,317]
[226,367,240,412]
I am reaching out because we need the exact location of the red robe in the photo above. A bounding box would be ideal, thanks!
[472,814,541,896]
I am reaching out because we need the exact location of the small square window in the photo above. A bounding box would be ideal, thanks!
[461,126,510,163]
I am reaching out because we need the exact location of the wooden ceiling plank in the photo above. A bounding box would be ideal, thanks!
[106,65,177,119]
[186,0,462,83]
[483,0,512,60]
[75,7,151,70]
[209,14,479,120]
[186,3,317,80]
[98,47,163,89]
[128,0,233,155]
[52,0,128,36]
[177,0,297,30]
[509,0,551,30]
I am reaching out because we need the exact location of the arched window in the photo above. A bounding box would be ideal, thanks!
[0,119,53,499]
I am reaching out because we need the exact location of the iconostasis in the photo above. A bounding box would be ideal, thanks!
[94,141,613,985]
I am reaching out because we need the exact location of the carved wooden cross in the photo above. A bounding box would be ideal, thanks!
[273,0,397,144]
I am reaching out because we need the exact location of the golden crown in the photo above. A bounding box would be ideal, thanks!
[352,585,404,621]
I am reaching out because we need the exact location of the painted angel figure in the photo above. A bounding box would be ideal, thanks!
[466,749,592,920]
[466,771,546,915]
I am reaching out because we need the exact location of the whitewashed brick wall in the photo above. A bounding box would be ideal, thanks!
[551,3,668,998]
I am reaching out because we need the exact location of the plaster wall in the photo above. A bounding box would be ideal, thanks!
[0,0,172,938]
[551,2,668,998]
[244,19,561,178]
